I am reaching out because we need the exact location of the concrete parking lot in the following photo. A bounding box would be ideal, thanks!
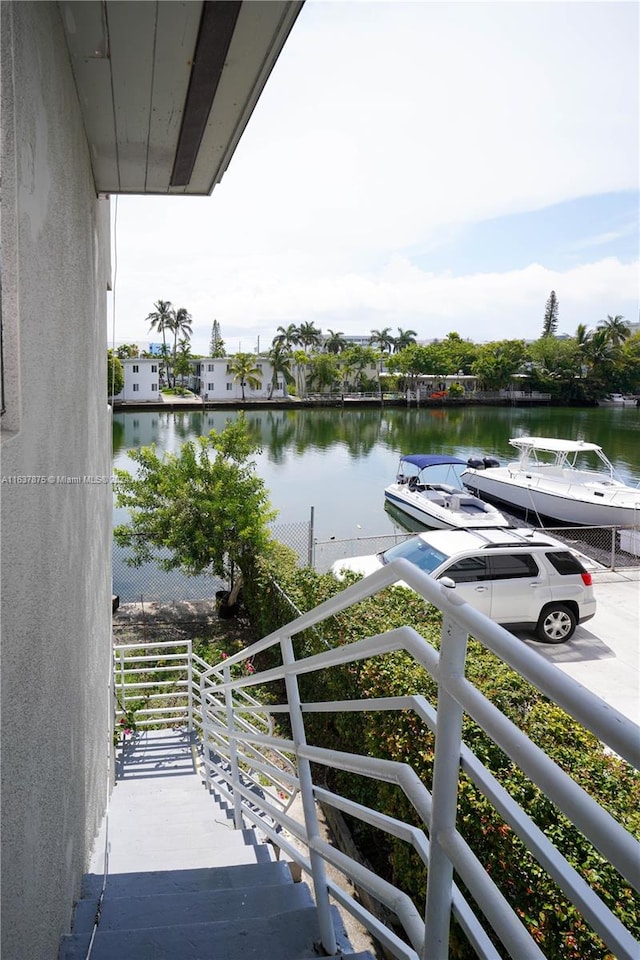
[521,567,640,726]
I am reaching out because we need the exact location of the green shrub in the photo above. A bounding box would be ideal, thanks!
[242,560,640,959]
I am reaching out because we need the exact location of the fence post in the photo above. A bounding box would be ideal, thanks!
[281,634,337,956]
[423,608,469,960]
[611,527,617,570]
[308,505,315,569]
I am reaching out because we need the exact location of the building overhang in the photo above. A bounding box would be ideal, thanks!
[58,0,303,196]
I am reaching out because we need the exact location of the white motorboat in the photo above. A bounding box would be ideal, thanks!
[384,454,511,529]
[461,436,640,526]
[598,393,637,406]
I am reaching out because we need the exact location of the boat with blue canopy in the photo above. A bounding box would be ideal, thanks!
[384,453,510,529]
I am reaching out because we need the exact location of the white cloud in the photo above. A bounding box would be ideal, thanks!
[109,1,639,352]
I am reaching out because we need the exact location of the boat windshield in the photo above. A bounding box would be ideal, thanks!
[381,538,448,575]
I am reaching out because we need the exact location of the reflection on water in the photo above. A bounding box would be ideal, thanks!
[112,405,640,542]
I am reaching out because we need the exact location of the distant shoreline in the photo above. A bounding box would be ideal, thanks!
[111,395,559,412]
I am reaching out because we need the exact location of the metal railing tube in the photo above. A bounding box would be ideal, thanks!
[439,828,548,960]
[187,640,193,731]
[422,612,468,960]
[445,671,640,891]
[281,634,337,957]
[222,665,244,830]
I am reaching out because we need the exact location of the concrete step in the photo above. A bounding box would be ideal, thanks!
[60,906,324,960]
[81,860,295,900]
[71,880,315,933]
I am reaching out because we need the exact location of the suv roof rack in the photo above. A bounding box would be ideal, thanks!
[469,528,554,549]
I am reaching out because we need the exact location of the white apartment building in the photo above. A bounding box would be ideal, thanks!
[191,358,287,400]
[115,357,288,402]
[115,357,161,401]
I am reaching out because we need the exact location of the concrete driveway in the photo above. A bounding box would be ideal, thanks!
[520,568,640,726]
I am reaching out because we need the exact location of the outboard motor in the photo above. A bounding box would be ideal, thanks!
[466,457,484,469]
[483,457,500,469]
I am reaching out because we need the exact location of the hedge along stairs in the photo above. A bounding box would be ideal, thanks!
[59,729,374,960]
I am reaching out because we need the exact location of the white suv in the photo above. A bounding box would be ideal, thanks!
[331,528,597,643]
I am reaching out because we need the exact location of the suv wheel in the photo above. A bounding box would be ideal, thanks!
[535,604,577,643]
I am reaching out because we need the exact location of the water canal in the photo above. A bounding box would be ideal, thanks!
[112,403,640,598]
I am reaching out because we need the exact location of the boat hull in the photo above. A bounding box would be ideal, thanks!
[384,484,510,529]
[461,469,640,526]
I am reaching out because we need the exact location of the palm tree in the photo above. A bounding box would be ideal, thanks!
[598,315,629,347]
[227,352,263,400]
[267,343,295,397]
[575,323,592,348]
[171,307,193,386]
[297,321,322,354]
[174,338,193,393]
[324,329,346,354]
[394,327,418,352]
[146,299,174,380]
[369,327,395,354]
[272,324,300,351]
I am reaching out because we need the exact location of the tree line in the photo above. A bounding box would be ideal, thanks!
[109,294,638,403]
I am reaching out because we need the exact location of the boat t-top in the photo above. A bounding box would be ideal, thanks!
[384,454,511,529]
[461,436,640,526]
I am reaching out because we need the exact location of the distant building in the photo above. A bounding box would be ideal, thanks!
[114,357,288,402]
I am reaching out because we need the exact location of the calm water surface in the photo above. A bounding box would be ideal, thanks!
[113,404,640,541]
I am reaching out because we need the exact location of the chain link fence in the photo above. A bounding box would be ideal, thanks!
[312,531,414,574]
[113,520,314,604]
[113,517,639,605]
[312,524,640,574]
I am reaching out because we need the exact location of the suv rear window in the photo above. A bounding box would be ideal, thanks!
[545,551,587,575]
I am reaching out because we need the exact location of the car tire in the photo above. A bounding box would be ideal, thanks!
[535,604,577,643]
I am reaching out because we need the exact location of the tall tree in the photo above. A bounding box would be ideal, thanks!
[541,291,559,337]
[394,327,418,352]
[272,324,300,351]
[598,314,629,346]
[171,306,193,386]
[369,327,395,354]
[146,299,174,379]
[227,352,263,400]
[267,342,295,397]
[174,338,193,392]
[324,329,347,354]
[297,321,322,354]
[209,319,226,357]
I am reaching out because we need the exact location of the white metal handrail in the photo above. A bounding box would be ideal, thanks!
[199,557,640,960]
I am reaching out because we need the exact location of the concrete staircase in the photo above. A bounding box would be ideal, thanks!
[59,729,373,960]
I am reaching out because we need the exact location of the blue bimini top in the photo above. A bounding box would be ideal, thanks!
[399,454,466,470]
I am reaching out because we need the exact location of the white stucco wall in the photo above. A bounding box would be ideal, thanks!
[192,357,285,399]
[1,5,112,959]
[117,358,161,401]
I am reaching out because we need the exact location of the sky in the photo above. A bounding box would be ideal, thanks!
[109,0,639,356]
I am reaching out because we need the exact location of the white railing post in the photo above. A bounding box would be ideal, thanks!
[186,640,193,732]
[200,675,214,794]
[119,647,126,719]
[281,634,337,957]
[423,610,469,960]
[223,664,244,830]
